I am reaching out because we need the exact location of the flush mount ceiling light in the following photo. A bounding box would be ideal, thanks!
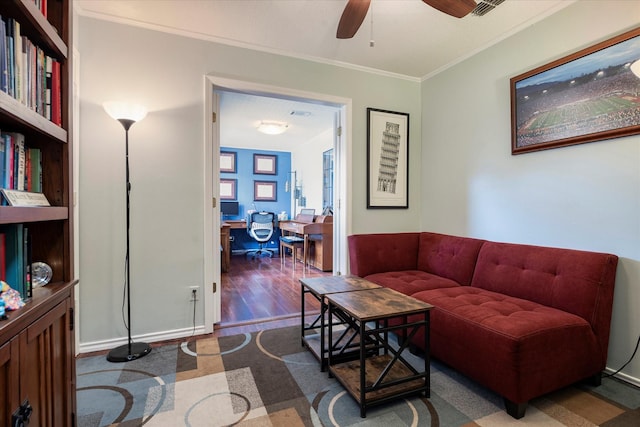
[257,121,288,135]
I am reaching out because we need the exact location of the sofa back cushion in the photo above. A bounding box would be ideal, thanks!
[417,233,485,286]
[471,241,618,358]
[348,233,420,278]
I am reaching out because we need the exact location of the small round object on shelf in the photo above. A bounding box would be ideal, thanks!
[32,262,53,287]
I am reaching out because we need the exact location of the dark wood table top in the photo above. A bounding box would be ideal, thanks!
[326,287,433,322]
[299,275,381,296]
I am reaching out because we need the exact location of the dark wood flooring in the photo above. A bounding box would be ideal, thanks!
[216,252,330,337]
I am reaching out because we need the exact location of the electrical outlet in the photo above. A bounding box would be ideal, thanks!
[189,286,199,302]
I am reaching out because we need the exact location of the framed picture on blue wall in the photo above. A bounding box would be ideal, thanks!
[220,179,237,200]
[253,154,277,175]
[254,180,276,201]
[220,151,237,173]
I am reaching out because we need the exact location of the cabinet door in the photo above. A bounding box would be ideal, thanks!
[0,338,20,425]
[20,299,73,427]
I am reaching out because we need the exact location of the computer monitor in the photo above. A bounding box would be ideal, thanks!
[220,201,239,215]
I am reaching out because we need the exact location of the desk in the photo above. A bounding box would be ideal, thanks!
[280,217,333,271]
[225,220,247,229]
[220,223,231,272]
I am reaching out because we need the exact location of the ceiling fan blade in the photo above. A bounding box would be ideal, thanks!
[336,0,371,39]
[423,0,477,18]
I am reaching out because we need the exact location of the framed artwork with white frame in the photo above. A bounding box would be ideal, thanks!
[366,108,409,209]
[254,180,277,201]
[220,178,237,200]
[253,154,277,175]
[220,151,237,173]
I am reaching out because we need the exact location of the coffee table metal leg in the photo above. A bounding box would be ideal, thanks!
[425,310,430,398]
[300,284,305,347]
[328,302,334,378]
[320,297,326,371]
[360,320,366,417]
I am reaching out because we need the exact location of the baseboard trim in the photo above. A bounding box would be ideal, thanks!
[78,325,207,355]
[604,367,640,388]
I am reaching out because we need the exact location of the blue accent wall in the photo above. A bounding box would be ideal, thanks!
[221,147,291,251]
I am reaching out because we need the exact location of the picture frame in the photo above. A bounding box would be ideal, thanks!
[220,151,237,173]
[366,108,409,209]
[254,180,277,201]
[220,178,237,200]
[253,154,277,175]
[511,27,640,155]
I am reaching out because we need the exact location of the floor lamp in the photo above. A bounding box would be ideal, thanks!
[103,101,152,362]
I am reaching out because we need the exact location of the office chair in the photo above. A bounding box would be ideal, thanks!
[246,211,276,258]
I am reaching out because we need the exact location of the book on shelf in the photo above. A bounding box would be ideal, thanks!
[14,132,25,191]
[32,1,48,19]
[0,135,5,193]
[51,59,61,125]
[27,147,42,192]
[1,224,31,300]
[6,16,14,98]
[0,132,43,194]
[0,14,62,125]
[0,17,7,94]
[0,233,5,281]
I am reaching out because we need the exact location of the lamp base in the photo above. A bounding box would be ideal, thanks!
[107,341,152,363]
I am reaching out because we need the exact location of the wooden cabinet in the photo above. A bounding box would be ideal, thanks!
[0,0,76,425]
[0,283,75,426]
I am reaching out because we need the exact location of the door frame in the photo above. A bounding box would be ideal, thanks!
[203,75,352,332]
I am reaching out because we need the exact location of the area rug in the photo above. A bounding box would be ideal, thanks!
[76,325,640,426]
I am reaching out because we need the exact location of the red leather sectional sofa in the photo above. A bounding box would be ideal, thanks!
[348,232,618,419]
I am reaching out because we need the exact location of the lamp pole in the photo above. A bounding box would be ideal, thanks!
[104,103,152,363]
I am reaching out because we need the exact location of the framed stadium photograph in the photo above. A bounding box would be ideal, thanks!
[366,108,409,209]
[511,26,640,155]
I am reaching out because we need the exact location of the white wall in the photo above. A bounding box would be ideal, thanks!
[421,1,640,382]
[77,17,421,347]
[292,128,334,214]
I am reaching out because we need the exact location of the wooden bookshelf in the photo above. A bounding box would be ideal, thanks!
[0,0,76,425]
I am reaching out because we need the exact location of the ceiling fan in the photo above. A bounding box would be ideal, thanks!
[337,0,477,39]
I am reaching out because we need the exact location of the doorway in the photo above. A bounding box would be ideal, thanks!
[203,75,352,333]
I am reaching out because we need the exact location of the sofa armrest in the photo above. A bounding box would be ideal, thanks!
[348,233,420,277]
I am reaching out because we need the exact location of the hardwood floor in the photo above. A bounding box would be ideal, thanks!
[215,252,330,337]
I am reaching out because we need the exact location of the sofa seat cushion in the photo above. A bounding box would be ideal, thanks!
[411,286,601,403]
[365,270,460,297]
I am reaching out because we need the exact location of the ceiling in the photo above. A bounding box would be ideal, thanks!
[74,0,576,149]
[218,91,339,152]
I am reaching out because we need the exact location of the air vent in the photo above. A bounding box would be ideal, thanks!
[290,110,312,117]
[472,0,506,17]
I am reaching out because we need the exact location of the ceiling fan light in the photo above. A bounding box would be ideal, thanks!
[257,121,288,135]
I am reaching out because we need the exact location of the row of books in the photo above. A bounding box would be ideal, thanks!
[0,14,62,125]
[0,224,32,300]
[0,131,42,194]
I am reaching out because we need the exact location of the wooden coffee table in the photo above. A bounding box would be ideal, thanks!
[326,287,432,417]
[299,276,381,370]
